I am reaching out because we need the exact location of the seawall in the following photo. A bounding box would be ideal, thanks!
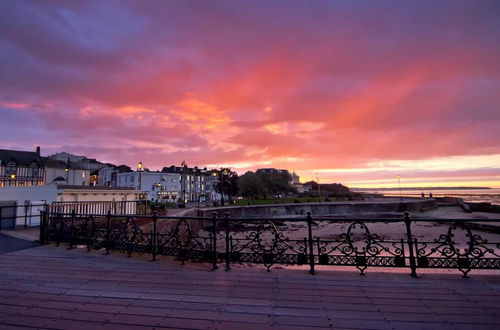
[198,198,437,218]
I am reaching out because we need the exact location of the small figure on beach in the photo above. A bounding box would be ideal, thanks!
[421,192,425,198]
[429,192,433,198]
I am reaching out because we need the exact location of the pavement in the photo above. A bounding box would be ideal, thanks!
[0,232,38,254]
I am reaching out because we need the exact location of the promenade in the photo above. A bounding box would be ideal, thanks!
[0,244,499,329]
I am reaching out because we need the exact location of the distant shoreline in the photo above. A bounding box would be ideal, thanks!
[352,187,492,191]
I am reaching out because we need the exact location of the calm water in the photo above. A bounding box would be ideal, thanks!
[357,188,500,205]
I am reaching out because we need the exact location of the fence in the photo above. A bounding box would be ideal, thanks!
[48,200,149,216]
[0,203,46,230]
[40,211,500,277]
[0,201,150,230]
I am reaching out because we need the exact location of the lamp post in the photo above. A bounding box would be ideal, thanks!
[220,168,229,206]
[10,174,16,187]
[397,174,403,201]
[154,182,161,202]
[64,167,69,184]
[212,172,218,205]
[137,161,143,191]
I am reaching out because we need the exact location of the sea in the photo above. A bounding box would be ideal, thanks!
[355,188,500,206]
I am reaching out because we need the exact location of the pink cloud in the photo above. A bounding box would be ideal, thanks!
[0,1,499,186]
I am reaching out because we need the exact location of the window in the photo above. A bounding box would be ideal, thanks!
[26,162,40,177]
[5,161,17,176]
[130,176,135,183]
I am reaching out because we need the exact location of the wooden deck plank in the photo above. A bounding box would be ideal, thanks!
[0,245,499,329]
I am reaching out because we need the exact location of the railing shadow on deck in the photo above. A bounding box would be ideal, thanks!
[39,210,500,278]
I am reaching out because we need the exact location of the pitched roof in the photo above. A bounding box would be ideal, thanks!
[0,148,42,166]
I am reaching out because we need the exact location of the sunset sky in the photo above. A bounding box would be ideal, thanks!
[1,0,499,188]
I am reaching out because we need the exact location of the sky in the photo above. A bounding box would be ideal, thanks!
[1,0,499,188]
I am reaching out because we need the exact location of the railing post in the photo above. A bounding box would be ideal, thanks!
[68,209,76,249]
[224,212,231,271]
[211,212,218,270]
[306,212,316,275]
[39,210,46,245]
[87,215,94,252]
[151,211,158,261]
[403,211,418,278]
[24,203,28,229]
[105,210,111,254]
[55,212,61,247]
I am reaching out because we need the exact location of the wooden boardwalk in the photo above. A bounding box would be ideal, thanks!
[0,245,499,329]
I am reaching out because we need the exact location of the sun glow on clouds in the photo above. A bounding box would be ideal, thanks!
[0,1,499,188]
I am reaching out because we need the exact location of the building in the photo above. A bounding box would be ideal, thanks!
[98,165,132,186]
[49,152,107,172]
[0,147,45,187]
[161,165,220,203]
[291,171,300,185]
[0,183,142,228]
[0,147,92,187]
[116,171,181,202]
[42,158,90,186]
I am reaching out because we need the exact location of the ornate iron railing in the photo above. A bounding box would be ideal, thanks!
[40,211,500,277]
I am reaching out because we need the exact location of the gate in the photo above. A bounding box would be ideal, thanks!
[0,201,17,230]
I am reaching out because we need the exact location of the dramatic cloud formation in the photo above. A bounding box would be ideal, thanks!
[1,0,499,187]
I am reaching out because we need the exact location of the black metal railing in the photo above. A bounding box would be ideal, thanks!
[40,211,500,277]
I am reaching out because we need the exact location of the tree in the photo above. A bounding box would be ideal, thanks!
[238,171,266,200]
[256,170,293,197]
[213,168,239,204]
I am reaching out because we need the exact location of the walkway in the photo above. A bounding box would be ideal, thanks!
[0,232,38,254]
[0,245,499,329]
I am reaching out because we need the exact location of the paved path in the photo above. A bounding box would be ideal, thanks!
[0,232,38,254]
[0,245,499,329]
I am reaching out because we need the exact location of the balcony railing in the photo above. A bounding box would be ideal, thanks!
[40,211,500,277]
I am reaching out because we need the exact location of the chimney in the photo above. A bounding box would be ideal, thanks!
[36,146,40,155]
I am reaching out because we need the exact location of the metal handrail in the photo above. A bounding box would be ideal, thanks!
[40,210,500,278]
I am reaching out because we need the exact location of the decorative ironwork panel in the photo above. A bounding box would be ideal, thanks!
[317,221,405,274]
[156,219,212,263]
[109,217,151,257]
[414,221,500,277]
[46,214,72,244]
[228,220,307,271]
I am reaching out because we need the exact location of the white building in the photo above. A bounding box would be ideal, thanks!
[43,158,90,186]
[0,183,141,227]
[117,171,181,202]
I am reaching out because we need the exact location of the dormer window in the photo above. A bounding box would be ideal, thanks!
[28,162,39,177]
[5,161,17,176]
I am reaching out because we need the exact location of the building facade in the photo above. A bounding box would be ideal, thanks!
[0,147,45,187]
[116,171,182,202]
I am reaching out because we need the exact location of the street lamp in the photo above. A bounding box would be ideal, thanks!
[220,168,229,206]
[10,174,16,187]
[137,161,143,190]
[64,167,69,184]
[397,174,403,201]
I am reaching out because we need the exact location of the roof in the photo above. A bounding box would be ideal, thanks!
[0,148,42,166]
[57,185,140,191]
[41,158,87,170]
